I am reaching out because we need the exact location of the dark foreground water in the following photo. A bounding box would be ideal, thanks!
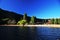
[0,26,60,40]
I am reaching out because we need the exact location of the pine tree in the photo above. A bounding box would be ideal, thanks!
[30,16,35,24]
[51,18,54,24]
[58,18,60,24]
[23,13,27,20]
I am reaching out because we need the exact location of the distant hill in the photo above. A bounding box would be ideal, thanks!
[0,8,48,25]
[0,8,31,25]
[0,8,23,22]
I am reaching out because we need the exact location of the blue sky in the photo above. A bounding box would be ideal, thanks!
[0,0,60,19]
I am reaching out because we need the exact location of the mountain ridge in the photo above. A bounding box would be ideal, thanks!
[0,8,47,25]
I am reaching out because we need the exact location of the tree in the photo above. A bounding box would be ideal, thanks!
[17,20,27,26]
[23,13,27,20]
[53,18,58,24]
[51,18,54,24]
[54,19,56,24]
[30,16,35,24]
[56,18,58,24]
[44,19,47,24]
[17,13,28,26]
[58,18,60,24]
[51,18,58,24]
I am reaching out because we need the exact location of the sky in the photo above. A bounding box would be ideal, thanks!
[0,0,60,19]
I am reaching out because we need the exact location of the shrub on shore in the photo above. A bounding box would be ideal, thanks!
[17,20,28,25]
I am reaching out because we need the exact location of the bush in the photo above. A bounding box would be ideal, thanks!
[17,20,28,25]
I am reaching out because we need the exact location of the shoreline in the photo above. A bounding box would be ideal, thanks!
[1,24,60,28]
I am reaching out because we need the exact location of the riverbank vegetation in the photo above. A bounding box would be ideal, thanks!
[17,13,36,25]
[1,13,60,25]
[1,9,60,25]
[51,18,60,24]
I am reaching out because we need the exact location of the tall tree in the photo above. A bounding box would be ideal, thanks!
[51,18,54,24]
[44,19,47,24]
[30,16,35,24]
[23,13,27,20]
[58,18,60,24]
[54,19,56,24]
[56,18,58,24]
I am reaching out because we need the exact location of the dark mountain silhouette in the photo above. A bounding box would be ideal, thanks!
[0,8,48,25]
[0,8,23,21]
[0,8,31,25]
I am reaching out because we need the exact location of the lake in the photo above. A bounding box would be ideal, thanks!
[0,26,60,40]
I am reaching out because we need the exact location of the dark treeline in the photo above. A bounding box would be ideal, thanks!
[0,8,48,25]
[50,18,60,24]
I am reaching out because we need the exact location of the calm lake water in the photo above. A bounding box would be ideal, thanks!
[0,26,60,40]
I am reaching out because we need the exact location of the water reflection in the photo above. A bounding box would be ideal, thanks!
[0,26,37,40]
[0,26,60,40]
[37,27,60,40]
